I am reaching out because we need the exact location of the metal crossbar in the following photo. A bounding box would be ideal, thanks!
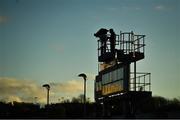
[130,72,151,91]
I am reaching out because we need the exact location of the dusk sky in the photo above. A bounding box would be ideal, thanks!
[0,0,179,104]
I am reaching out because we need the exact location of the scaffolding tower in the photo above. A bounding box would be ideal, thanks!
[94,29,152,117]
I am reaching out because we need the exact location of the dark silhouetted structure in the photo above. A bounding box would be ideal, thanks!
[0,96,180,118]
[109,29,116,56]
[94,29,152,117]
[94,28,108,55]
[42,84,50,106]
[78,73,87,117]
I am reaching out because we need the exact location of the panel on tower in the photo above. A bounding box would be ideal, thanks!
[95,63,130,101]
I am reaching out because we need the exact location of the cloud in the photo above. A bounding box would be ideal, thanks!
[121,6,142,11]
[50,80,83,94]
[3,95,22,103]
[49,78,95,102]
[0,77,46,103]
[106,7,119,11]
[0,77,88,103]
[155,5,165,10]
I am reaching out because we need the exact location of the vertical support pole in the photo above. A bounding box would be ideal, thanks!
[126,34,127,54]
[98,40,99,57]
[122,33,124,50]
[128,33,129,53]
[47,89,49,118]
[120,31,122,50]
[134,61,136,91]
[137,36,139,52]
[124,63,130,91]
[144,75,145,91]
[138,76,140,90]
[84,78,86,117]
[98,41,99,72]
[131,31,134,53]
[47,89,49,105]
[132,31,136,91]
[143,36,145,53]
[149,73,151,91]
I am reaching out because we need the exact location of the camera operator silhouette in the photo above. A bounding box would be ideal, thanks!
[94,28,108,55]
[109,29,116,56]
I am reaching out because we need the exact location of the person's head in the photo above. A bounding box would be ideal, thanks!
[109,29,114,33]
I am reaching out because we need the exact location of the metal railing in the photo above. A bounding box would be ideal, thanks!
[97,31,145,57]
[119,31,145,54]
[130,72,151,92]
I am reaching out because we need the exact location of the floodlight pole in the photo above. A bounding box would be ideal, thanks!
[78,73,87,117]
[84,77,86,105]
[83,77,87,117]
[47,88,50,105]
[42,84,50,106]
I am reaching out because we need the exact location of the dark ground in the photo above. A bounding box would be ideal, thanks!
[0,96,180,119]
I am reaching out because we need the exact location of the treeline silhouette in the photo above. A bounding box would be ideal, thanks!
[0,95,180,118]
